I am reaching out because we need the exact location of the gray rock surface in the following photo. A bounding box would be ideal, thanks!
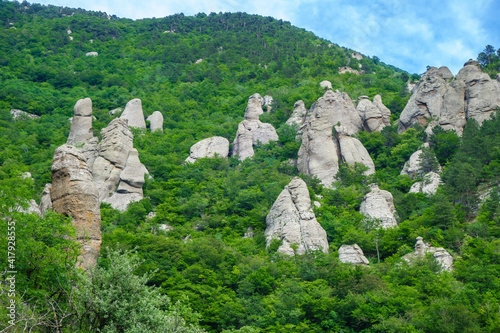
[356,95,391,132]
[232,94,278,160]
[39,183,52,216]
[186,136,230,163]
[297,90,373,187]
[265,177,329,255]
[120,98,146,129]
[320,80,332,90]
[50,144,101,269]
[338,244,369,265]
[146,111,164,132]
[403,237,453,272]
[360,184,398,229]
[10,109,40,120]
[409,171,441,195]
[67,98,95,145]
[263,95,273,111]
[400,144,441,180]
[399,61,500,135]
[286,100,309,128]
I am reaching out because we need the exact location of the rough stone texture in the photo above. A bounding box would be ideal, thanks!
[39,183,52,216]
[320,80,332,90]
[265,177,329,255]
[120,98,146,129]
[186,136,230,163]
[399,62,500,135]
[339,66,360,75]
[400,143,441,180]
[232,94,278,160]
[338,244,369,265]
[409,171,441,195]
[146,111,164,132]
[360,184,398,229]
[109,108,122,116]
[356,95,391,132]
[297,90,373,187]
[403,237,453,272]
[286,100,309,128]
[67,98,95,145]
[263,95,273,111]
[10,109,40,120]
[50,144,101,269]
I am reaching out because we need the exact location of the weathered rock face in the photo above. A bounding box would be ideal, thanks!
[92,118,148,210]
[338,244,369,265]
[50,144,101,269]
[263,95,273,111]
[39,184,52,216]
[146,111,164,132]
[360,184,398,229]
[186,136,230,163]
[232,94,278,160]
[10,109,40,120]
[399,61,500,135]
[409,171,441,195]
[286,100,309,129]
[400,144,441,180]
[67,98,94,145]
[297,90,374,187]
[403,237,453,272]
[265,177,329,255]
[320,80,332,90]
[120,98,146,129]
[356,96,391,132]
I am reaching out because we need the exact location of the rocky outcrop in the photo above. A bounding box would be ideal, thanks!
[403,237,453,272]
[50,144,101,269]
[338,244,369,265]
[120,98,146,129]
[263,95,273,111]
[10,109,40,120]
[39,184,52,216]
[360,184,398,229]
[399,61,500,135]
[265,177,329,255]
[232,94,279,160]
[400,144,441,180]
[286,100,308,128]
[186,136,230,163]
[339,66,360,75]
[409,171,441,195]
[356,95,391,132]
[297,90,374,187]
[67,98,94,145]
[320,80,332,90]
[146,111,164,132]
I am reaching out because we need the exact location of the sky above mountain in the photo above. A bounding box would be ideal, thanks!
[31,0,500,75]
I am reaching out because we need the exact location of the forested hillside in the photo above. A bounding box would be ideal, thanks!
[1,1,500,332]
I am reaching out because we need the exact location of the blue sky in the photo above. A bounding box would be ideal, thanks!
[30,0,500,75]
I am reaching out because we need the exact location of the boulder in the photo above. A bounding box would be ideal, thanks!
[120,98,146,129]
[186,136,230,163]
[67,98,94,145]
[356,95,391,132]
[39,183,52,216]
[265,177,329,255]
[85,52,98,56]
[409,171,441,195]
[403,237,453,272]
[320,80,332,90]
[263,95,273,111]
[400,143,441,180]
[286,100,309,128]
[232,94,278,160]
[50,144,101,269]
[10,109,40,120]
[146,111,164,132]
[360,184,398,229]
[338,244,369,265]
[297,90,372,187]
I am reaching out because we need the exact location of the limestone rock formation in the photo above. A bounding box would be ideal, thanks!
[265,177,329,255]
[409,171,441,195]
[297,90,374,187]
[10,109,40,120]
[120,98,146,129]
[320,80,332,90]
[67,98,94,145]
[232,94,278,160]
[403,237,453,272]
[85,51,98,56]
[360,184,398,229]
[146,111,164,132]
[338,244,369,265]
[356,95,391,132]
[263,95,273,111]
[186,136,230,163]
[50,144,101,269]
[39,184,52,216]
[399,61,500,135]
[400,144,441,180]
[286,100,308,128]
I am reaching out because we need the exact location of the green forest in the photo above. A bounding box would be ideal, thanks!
[1,1,500,332]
